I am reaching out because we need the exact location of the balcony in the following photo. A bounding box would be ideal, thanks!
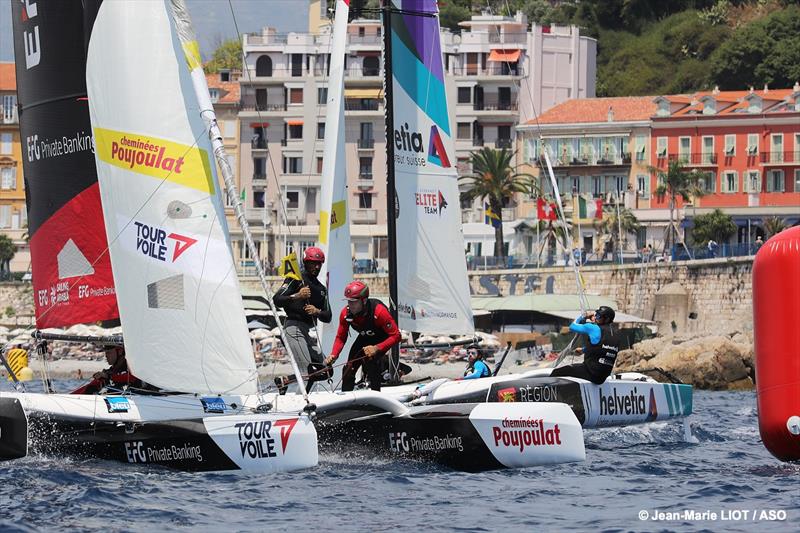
[348,34,382,45]
[451,66,525,77]
[473,101,518,111]
[496,138,513,149]
[358,172,373,180]
[356,178,373,190]
[344,66,381,78]
[352,208,378,224]
[283,208,306,225]
[760,151,797,164]
[472,137,485,147]
[251,138,267,149]
[358,138,375,149]
[252,173,266,181]
[543,153,633,167]
[240,101,287,112]
[2,111,18,124]
[345,99,381,111]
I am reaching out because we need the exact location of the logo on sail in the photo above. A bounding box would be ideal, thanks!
[134,221,197,263]
[427,125,451,167]
[415,189,448,217]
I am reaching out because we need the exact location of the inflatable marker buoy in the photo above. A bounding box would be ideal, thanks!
[17,367,34,382]
[753,226,800,462]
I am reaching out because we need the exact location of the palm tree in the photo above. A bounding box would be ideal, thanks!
[459,147,536,260]
[535,216,572,265]
[593,204,640,260]
[0,235,16,280]
[648,160,705,253]
[762,216,787,238]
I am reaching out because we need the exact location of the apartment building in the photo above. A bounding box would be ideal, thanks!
[517,86,800,254]
[237,9,595,271]
[0,62,29,273]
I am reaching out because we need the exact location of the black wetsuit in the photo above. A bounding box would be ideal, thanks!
[272,273,332,325]
[551,323,621,384]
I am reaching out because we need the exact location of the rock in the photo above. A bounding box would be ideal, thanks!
[728,377,755,390]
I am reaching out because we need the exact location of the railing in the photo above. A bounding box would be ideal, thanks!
[348,34,382,45]
[451,66,524,76]
[345,99,381,111]
[2,112,18,124]
[543,153,633,166]
[245,67,304,78]
[245,33,289,45]
[472,137,485,147]
[671,242,763,261]
[496,139,513,149]
[760,151,797,164]
[356,179,373,189]
[487,32,528,44]
[241,102,286,112]
[358,172,373,180]
[473,101,518,111]
[253,173,266,181]
[351,208,377,224]
[668,153,718,165]
[358,138,375,149]
[251,138,267,149]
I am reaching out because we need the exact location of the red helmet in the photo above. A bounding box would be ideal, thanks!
[303,246,325,263]
[344,280,369,300]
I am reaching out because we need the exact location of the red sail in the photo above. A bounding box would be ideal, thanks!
[11,0,118,327]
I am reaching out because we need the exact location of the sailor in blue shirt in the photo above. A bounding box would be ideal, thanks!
[462,346,492,380]
[551,306,621,384]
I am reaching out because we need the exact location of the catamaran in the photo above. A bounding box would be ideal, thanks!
[0,0,317,473]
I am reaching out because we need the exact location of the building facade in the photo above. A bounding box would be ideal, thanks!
[0,62,30,274]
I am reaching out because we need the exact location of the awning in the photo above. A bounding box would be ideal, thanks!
[249,122,270,128]
[345,88,382,99]
[285,119,303,126]
[488,49,521,62]
[544,310,653,324]
[471,294,616,312]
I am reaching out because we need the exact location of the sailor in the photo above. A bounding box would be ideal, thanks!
[324,281,401,391]
[461,345,491,380]
[74,344,143,394]
[550,305,621,385]
[273,247,332,385]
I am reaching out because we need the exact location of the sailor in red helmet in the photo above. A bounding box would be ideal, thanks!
[324,281,401,391]
[273,246,332,383]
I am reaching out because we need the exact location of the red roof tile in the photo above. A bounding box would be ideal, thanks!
[206,73,240,104]
[527,96,657,124]
[0,63,16,92]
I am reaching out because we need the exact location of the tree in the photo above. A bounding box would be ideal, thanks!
[459,147,535,260]
[691,208,736,246]
[649,160,705,253]
[0,235,16,279]
[204,38,242,74]
[593,204,640,259]
[762,216,787,238]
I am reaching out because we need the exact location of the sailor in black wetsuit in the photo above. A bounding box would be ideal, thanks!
[273,247,332,387]
[551,306,620,384]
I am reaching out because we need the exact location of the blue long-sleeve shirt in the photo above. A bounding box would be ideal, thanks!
[569,315,601,345]
[463,360,491,379]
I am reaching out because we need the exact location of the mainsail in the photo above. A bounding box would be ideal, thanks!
[386,0,474,334]
[318,0,354,355]
[86,0,256,395]
[11,0,118,328]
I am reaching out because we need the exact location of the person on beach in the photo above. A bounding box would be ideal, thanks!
[273,247,332,387]
[460,345,491,380]
[550,306,621,385]
[324,281,401,391]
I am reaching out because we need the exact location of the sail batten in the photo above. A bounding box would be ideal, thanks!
[86,0,256,395]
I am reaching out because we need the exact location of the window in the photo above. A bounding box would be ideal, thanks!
[359,157,372,178]
[457,122,471,139]
[253,157,266,179]
[0,167,16,190]
[724,134,735,156]
[362,56,380,76]
[317,87,328,104]
[253,191,265,208]
[770,134,783,163]
[306,188,317,214]
[255,55,273,77]
[2,95,16,123]
[358,27,365,37]
[699,171,716,193]
[358,192,373,208]
[289,88,303,104]
[209,89,219,103]
[745,170,761,193]
[591,176,603,197]
[288,124,303,139]
[359,122,373,141]
[0,133,11,155]
[316,157,323,174]
[721,170,738,193]
[0,205,10,229]
[614,175,625,194]
[794,170,800,193]
[656,137,667,158]
[679,137,690,162]
[283,157,302,174]
[220,70,230,82]
[766,170,784,192]
[317,122,325,140]
[223,120,236,139]
[747,134,758,155]
[571,176,580,194]
[702,136,714,163]
[635,135,646,161]
[637,175,650,198]
[795,134,800,162]
[457,87,471,104]
[286,191,300,209]
[497,125,511,140]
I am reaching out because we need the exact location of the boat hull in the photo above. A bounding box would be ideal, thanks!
[0,392,318,473]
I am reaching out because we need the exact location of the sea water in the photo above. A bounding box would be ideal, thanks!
[0,382,797,532]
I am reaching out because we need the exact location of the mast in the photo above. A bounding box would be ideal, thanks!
[381,2,400,376]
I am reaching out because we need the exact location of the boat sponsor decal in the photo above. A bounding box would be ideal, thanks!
[492,418,562,452]
[388,431,464,453]
[427,126,451,168]
[17,0,41,69]
[25,130,95,163]
[599,386,649,417]
[489,379,585,423]
[104,396,131,413]
[134,221,197,263]
[200,397,227,414]
[273,418,299,453]
[94,127,215,194]
[415,188,448,216]
[236,420,277,459]
[497,387,516,402]
[398,302,417,320]
[124,440,203,464]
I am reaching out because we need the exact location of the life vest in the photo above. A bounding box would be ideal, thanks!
[464,359,491,378]
[583,323,620,377]
[347,298,391,344]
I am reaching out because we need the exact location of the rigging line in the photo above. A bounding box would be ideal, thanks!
[226,0,295,250]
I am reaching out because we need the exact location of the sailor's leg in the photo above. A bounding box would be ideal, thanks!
[363,357,382,391]
[550,363,594,381]
[284,321,313,369]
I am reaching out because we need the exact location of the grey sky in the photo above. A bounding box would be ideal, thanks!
[0,0,308,63]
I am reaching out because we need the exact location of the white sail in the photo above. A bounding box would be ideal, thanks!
[389,0,474,334]
[86,0,257,395]
[318,0,354,357]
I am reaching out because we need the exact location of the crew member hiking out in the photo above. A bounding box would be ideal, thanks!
[72,344,145,394]
[324,281,401,391]
[273,247,332,389]
[550,305,621,385]
[460,345,491,380]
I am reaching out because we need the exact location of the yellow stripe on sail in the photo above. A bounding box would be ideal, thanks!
[278,252,302,281]
[319,201,347,245]
[182,40,203,71]
[94,127,215,194]
[319,210,330,245]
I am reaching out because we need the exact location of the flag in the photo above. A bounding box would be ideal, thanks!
[536,198,557,221]
[578,196,603,219]
[240,188,246,201]
[278,252,302,281]
[484,203,501,228]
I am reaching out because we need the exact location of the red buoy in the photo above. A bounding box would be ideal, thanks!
[753,225,800,461]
